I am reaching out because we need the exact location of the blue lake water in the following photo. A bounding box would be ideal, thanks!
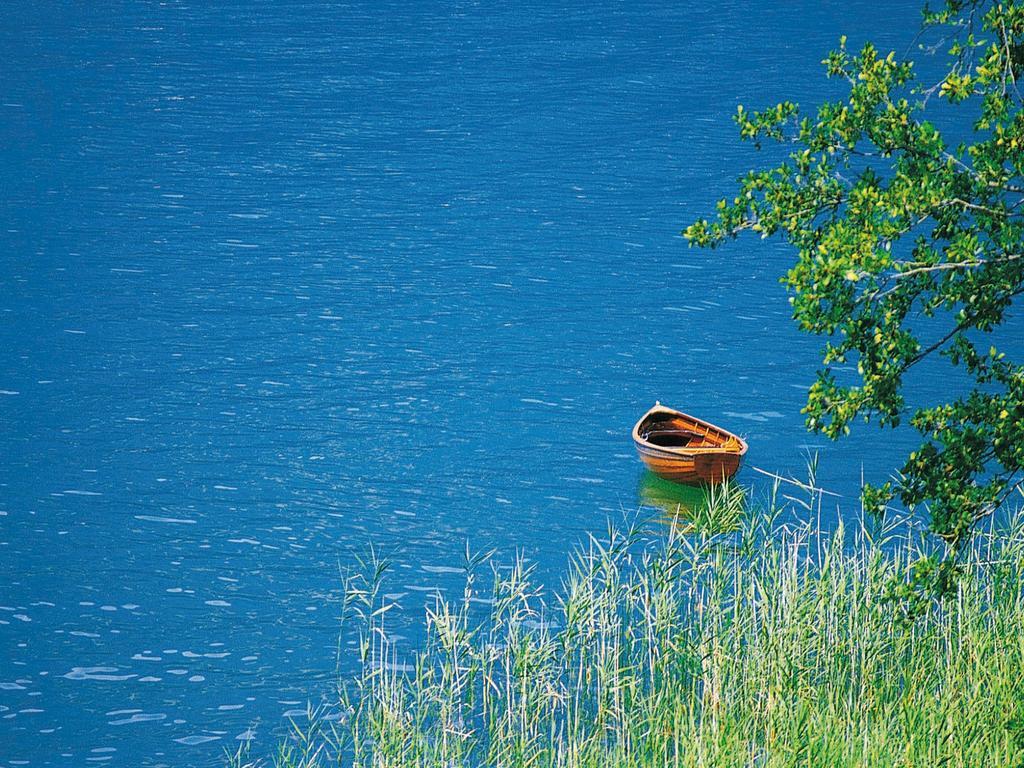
[0,1,983,765]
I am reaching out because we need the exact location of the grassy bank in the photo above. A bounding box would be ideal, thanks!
[235,483,1024,767]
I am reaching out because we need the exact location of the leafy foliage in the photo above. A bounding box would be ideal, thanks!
[685,1,1024,567]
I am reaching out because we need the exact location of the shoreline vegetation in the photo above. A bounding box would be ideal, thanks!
[234,478,1024,767]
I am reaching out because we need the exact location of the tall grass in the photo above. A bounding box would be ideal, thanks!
[232,481,1024,767]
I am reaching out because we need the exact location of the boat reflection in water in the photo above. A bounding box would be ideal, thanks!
[638,471,746,534]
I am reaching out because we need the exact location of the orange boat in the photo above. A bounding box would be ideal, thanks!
[632,403,748,485]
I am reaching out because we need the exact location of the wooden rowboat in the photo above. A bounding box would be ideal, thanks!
[632,403,747,485]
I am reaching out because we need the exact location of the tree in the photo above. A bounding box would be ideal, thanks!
[685,1,1024,603]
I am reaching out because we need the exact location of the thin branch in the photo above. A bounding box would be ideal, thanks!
[903,284,1024,370]
[945,197,1021,216]
[892,252,1024,279]
[999,15,1023,104]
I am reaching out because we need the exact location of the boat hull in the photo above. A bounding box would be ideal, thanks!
[632,404,747,486]
[633,442,742,484]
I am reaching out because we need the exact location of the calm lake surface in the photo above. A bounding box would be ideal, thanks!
[0,1,970,764]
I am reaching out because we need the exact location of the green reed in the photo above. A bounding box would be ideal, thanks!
[232,480,1024,767]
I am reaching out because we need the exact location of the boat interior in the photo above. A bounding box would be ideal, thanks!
[639,413,723,448]
[643,428,706,448]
